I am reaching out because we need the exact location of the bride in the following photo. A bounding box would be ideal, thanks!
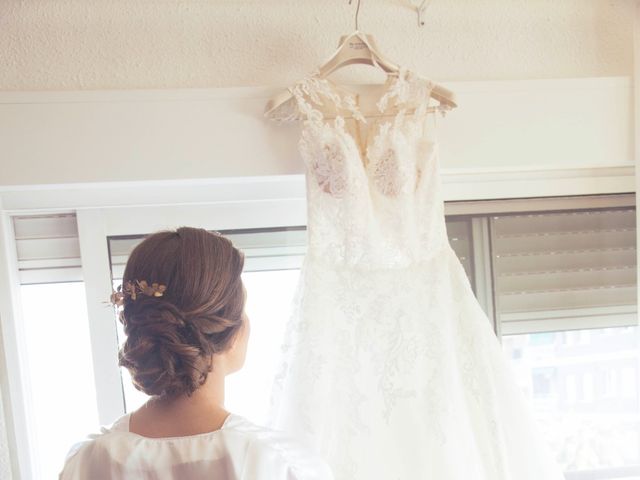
[59,226,333,480]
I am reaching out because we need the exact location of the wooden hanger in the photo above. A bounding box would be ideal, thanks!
[316,29,398,77]
[265,0,457,118]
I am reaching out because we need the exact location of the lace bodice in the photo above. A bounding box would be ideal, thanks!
[267,67,452,269]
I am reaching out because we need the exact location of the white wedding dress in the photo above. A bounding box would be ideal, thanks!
[267,66,566,480]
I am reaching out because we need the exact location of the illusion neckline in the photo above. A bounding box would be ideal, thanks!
[306,66,411,121]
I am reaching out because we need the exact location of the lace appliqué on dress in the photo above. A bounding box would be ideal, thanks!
[279,67,439,201]
[313,142,348,197]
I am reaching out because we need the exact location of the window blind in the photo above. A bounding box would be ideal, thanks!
[12,203,637,337]
[444,218,475,292]
[109,222,475,281]
[108,227,308,279]
[491,208,637,334]
[12,213,82,284]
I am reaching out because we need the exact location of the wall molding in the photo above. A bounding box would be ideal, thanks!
[0,76,629,104]
[0,75,633,186]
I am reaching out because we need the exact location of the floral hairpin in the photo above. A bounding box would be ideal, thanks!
[109,280,167,308]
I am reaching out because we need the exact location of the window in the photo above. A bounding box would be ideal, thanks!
[5,194,637,480]
[226,269,300,423]
[503,327,640,476]
[105,197,640,479]
[19,283,99,479]
[484,201,639,479]
[9,214,100,479]
[531,366,556,398]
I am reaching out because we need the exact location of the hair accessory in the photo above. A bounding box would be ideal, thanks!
[109,280,167,308]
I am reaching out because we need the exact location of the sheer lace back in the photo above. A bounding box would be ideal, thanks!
[267,67,451,268]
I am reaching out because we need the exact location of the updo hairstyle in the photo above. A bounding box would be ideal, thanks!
[118,226,246,398]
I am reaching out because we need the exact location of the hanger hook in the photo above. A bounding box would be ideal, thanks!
[416,0,432,27]
[348,0,361,31]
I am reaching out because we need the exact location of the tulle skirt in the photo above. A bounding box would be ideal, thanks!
[268,243,566,480]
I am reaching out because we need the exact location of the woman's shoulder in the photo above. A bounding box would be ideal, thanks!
[224,414,335,479]
[58,413,131,474]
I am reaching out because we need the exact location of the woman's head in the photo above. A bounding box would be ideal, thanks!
[118,226,248,399]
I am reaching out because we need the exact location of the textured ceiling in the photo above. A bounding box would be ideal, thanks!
[0,0,634,91]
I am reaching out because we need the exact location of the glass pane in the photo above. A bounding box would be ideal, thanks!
[226,269,300,424]
[502,326,640,477]
[20,283,99,480]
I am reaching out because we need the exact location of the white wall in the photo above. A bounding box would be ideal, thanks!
[0,76,633,187]
[0,0,634,187]
[0,0,632,90]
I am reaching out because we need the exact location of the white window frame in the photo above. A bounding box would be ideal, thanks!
[0,206,34,480]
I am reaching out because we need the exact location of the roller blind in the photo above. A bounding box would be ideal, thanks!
[444,218,475,292]
[12,213,81,284]
[11,204,637,336]
[491,208,637,335]
[108,227,308,279]
[10,214,474,284]
[109,222,475,279]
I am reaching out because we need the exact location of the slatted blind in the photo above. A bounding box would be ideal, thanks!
[109,222,474,278]
[491,208,637,334]
[11,205,638,336]
[444,218,476,292]
[12,213,82,284]
[108,227,308,279]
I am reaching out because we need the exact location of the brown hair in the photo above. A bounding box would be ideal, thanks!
[118,226,245,398]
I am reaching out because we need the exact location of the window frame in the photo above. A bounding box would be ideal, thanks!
[0,213,34,479]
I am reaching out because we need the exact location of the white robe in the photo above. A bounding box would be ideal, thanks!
[59,412,334,479]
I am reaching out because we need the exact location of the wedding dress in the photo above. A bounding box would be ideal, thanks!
[266,66,566,480]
